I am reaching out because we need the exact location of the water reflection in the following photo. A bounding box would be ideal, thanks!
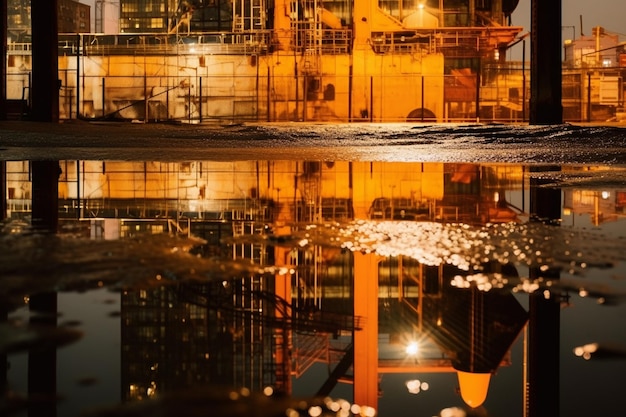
[2,161,626,417]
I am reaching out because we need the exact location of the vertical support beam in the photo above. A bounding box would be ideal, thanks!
[526,166,561,417]
[274,233,293,394]
[31,161,61,232]
[0,148,6,396]
[475,60,481,122]
[28,291,58,417]
[0,303,6,396]
[29,160,61,417]
[348,64,353,122]
[0,0,7,120]
[527,289,560,417]
[199,76,203,123]
[76,34,81,119]
[31,0,59,122]
[529,0,562,124]
[0,161,6,220]
[353,252,380,409]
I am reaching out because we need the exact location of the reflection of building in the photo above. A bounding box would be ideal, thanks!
[563,189,625,226]
[4,159,533,410]
[119,235,358,400]
[121,286,218,399]
[4,161,527,228]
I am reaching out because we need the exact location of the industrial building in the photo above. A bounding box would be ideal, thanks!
[6,0,90,39]
[3,1,626,122]
[6,0,525,123]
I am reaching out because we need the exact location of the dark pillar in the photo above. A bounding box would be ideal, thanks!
[31,161,61,232]
[28,160,61,416]
[0,161,6,220]
[0,1,6,386]
[527,289,560,417]
[529,0,563,124]
[1,305,7,397]
[0,155,5,372]
[0,0,7,120]
[28,292,58,417]
[31,0,59,122]
[527,166,561,417]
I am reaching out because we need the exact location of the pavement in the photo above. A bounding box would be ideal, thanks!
[1,119,626,164]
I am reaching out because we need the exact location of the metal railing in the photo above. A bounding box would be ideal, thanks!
[7,63,626,123]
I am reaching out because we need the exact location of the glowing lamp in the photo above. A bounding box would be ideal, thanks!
[456,371,491,408]
[405,341,419,356]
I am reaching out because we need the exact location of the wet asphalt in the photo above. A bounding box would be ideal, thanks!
[1,119,625,164]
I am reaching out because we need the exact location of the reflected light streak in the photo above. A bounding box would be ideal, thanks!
[439,407,466,417]
[574,342,599,360]
[405,379,430,394]
[329,219,624,295]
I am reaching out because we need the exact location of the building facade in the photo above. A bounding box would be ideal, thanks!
[55,1,524,122]
[7,0,91,41]
[564,26,623,68]
[59,0,91,32]
[118,0,232,34]
[95,0,121,33]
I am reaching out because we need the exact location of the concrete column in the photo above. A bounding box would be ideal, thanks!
[529,0,562,124]
[31,0,59,122]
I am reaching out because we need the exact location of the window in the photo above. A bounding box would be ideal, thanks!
[150,17,164,28]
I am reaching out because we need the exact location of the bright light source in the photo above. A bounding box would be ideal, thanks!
[406,341,419,356]
[601,191,610,200]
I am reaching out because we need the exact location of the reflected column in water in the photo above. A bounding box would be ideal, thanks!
[353,252,381,409]
[28,160,62,416]
[31,161,61,232]
[527,166,561,417]
[274,235,293,395]
[1,304,7,396]
[1,161,6,220]
[28,293,58,417]
[0,161,7,395]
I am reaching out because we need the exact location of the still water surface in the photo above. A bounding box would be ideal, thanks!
[2,159,626,417]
